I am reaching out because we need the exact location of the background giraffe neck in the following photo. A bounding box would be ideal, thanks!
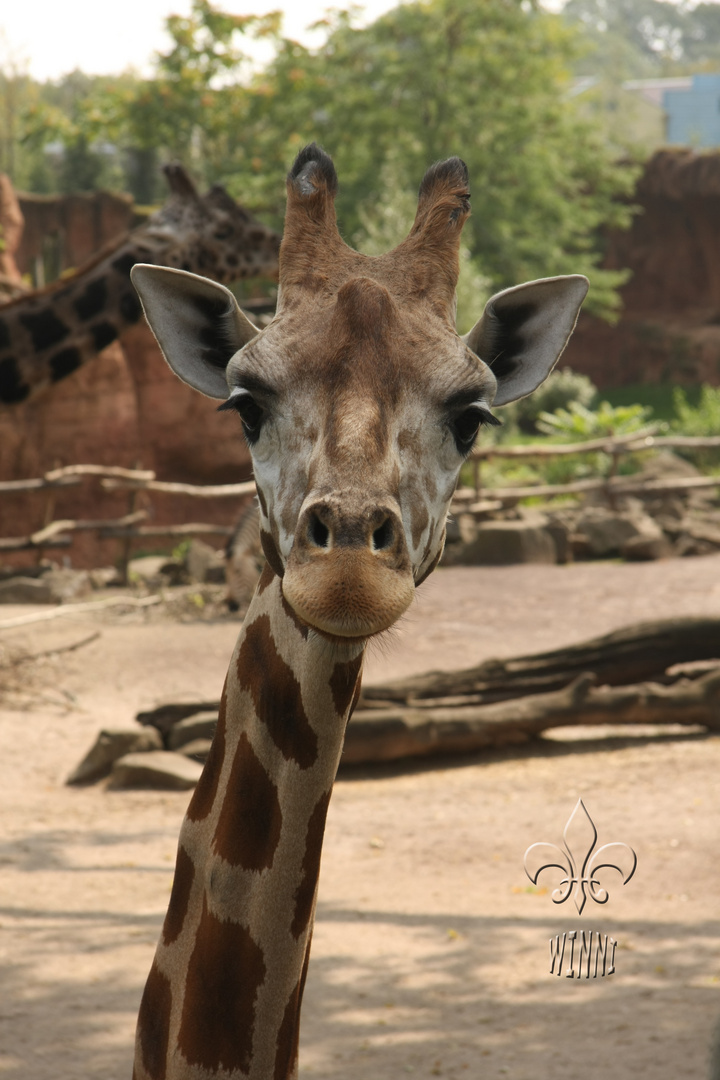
[0,232,172,405]
[133,566,365,1080]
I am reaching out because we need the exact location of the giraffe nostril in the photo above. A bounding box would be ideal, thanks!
[308,514,330,549]
[372,518,393,551]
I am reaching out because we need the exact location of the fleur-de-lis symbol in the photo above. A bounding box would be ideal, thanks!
[523,799,637,915]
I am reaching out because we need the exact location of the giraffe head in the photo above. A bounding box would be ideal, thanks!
[143,163,281,282]
[132,145,587,640]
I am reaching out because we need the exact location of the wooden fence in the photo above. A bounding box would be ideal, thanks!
[2,434,719,576]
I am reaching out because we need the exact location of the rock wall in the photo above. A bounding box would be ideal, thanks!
[563,149,720,388]
[16,189,136,280]
[0,178,252,569]
[0,324,253,568]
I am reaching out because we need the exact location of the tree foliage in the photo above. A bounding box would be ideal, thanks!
[563,0,720,76]
[1,0,642,317]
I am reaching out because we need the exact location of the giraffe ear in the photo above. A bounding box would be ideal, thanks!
[131,265,260,399]
[463,275,589,406]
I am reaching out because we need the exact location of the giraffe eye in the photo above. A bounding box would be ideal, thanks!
[218,389,265,443]
[450,405,501,454]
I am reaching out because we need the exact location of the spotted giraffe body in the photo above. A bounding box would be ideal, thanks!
[225,500,264,611]
[0,164,280,406]
[131,144,589,1078]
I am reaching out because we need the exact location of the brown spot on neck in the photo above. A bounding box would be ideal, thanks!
[291,789,331,939]
[135,962,172,1080]
[274,933,313,1080]
[177,896,266,1073]
[281,589,309,640]
[186,683,227,822]
[257,561,276,596]
[329,654,363,716]
[237,615,318,769]
[212,732,282,870]
[162,845,195,946]
[261,529,285,579]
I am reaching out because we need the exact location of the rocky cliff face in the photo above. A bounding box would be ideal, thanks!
[563,149,720,388]
[0,181,252,569]
[0,323,253,568]
[16,189,136,280]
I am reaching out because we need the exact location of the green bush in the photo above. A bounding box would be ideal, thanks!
[672,385,720,437]
[499,367,597,434]
[671,385,720,471]
[536,400,656,440]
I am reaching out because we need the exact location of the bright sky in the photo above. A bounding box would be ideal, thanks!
[0,0,400,82]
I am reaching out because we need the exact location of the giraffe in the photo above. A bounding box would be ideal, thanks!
[129,143,589,1080]
[0,164,280,406]
[225,500,264,612]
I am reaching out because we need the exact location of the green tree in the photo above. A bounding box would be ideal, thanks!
[10,0,637,321]
[562,0,720,75]
[242,0,636,318]
[100,0,280,202]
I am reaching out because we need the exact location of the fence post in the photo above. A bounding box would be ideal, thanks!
[606,443,623,511]
[119,461,143,586]
[472,456,482,500]
[36,458,61,565]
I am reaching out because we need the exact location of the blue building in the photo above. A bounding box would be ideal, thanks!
[664,74,720,147]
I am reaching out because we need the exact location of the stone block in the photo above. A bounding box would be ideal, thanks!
[0,577,54,604]
[178,738,213,763]
[621,534,672,561]
[136,699,220,735]
[450,521,558,566]
[185,539,226,584]
[575,508,664,559]
[168,711,219,750]
[108,751,203,790]
[43,568,92,603]
[66,727,163,784]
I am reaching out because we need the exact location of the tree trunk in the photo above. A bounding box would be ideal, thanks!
[360,617,720,708]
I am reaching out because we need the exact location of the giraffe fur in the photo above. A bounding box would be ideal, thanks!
[130,143,589,1078]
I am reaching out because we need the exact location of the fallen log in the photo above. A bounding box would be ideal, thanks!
[0,535,72,552]
[360,617,720,707]
[342,669,720,765]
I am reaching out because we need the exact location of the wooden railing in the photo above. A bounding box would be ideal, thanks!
[462,433,720,509]
[0,465,255,582]
[2,433,719,574]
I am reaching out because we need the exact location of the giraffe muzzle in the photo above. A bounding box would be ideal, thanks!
[281,501,415,638]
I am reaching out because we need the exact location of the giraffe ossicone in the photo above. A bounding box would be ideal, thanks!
[130,144,588,1080]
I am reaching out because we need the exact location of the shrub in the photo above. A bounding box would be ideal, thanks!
[536,400,655,440]
[500,367,597,434]
[672,385,720,437]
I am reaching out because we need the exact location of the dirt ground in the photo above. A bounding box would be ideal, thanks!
[1,557,720,1079]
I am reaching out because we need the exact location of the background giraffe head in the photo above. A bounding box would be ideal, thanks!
[133,145,588,640]
[142,163,281,282]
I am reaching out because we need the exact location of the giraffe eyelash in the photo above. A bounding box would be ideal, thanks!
[450,402,501,455]
[217,388,266,441]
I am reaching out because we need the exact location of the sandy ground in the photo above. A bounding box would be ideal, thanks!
[1,557,720,1079]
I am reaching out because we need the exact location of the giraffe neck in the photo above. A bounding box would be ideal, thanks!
[133,565,364,1080]
[0,232,178,405]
